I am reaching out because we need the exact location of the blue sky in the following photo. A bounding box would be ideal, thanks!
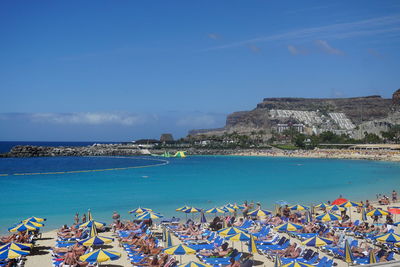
[1,1,399,141]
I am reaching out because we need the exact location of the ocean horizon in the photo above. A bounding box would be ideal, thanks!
[1,155,399,234]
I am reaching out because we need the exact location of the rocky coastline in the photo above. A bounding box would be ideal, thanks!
[1,144,400,162]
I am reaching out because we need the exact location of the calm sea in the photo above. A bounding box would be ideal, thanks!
[0,155,399,233]
[0,141,122,153]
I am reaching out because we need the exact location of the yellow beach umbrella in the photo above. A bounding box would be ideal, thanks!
[275,222,303,232]
[218,227,244,236]
[0,242,32,251]
[8,223,37,233]
[79,249,121,263]
[367,209,389,217]
[0,248,30,260]
[22,216,46,223]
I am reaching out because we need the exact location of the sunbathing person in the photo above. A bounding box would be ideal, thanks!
[199,242,233,257]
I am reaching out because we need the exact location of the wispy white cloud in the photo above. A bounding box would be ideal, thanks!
[205,14,400,51]
[207,33,221,40]
[248,44,261,53]
[287,45,308,55]
[315,40,343,55]
[0,112,146,126]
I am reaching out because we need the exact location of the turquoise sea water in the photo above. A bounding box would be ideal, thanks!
[0,155,399,233]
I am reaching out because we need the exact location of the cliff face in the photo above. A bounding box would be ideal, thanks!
[190,89,400,138]
[255,95,392,125]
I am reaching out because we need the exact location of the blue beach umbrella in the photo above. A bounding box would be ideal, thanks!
[0,242,32,252]
[178,262,211,267]
[289,205,309,211]
[247,209,272,217]
[275,223,303,232]
[302,236,333,247]
[136,211,163,220]
[79,249,121,263]
[8,223,38,233]
[129,207,152,214]
[344,239,354,264]
[316,213,341,222]
[205,207,225,214]
[315,203,329,209]
[0,248,29,260]
[280,260,315,267]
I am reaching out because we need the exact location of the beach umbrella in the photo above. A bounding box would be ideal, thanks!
[289,205,309,211]
[226,232,256,251]
[327,205,346,212]
[332,197,348,205]
[178,261,211,267]
[280,260,315,267]
[361,207,367,221]
[78,235,113,246]
[79,249,121,263]
[375,233,400,243]
[8,223,38,232]
[367,209,389,217]
[200,212,207,224]
[176,206,190,212]
[340,201,362,208]
[163,244,196,262]
[25,221,44,228]
[275,222,303,232]
[315,203,329,209]
[129,207,153,214]
[249,234,257,254]
[226,232,254,242]
[78,220,106,229]
[233,204,245,210]
[388,207,400,214]
[316,213,341,222]
[247,209,272,217]
[302,236,333,247]
[22,216,46,223]
[78,223,113,246]
[136,211,163,220]
[305,210,312,224]
[184,207,202,213]
[274,254,282,267]
[205,207,225,214]
[218,227,244,236]
[0,248,29,260]
[166,229,173,247]
[0,242,32,252]
[369,250,377,264]
[344,239,354,264]
[221,206,235,213]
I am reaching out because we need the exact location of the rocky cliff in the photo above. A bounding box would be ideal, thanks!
[190,89,400,138]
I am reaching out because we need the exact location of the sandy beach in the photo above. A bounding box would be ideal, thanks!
[15,199,399,267]
[234,149,400,162]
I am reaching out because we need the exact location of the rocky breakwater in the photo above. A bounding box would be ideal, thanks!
[0,144,143,158]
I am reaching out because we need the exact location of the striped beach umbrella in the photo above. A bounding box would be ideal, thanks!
[226,232,254,242]
[205,207,225,214]
[8,223,38,232]
[289,205,309,211]
[375,233,400,243]
[275,222,303,232]
[280,260,315,267]
[129,207,152,214]
[369,250,377,264]
[274,254,282,267]
[218,227,244,236]
[233,204,245,210]
[184,207,202,213]
[344,240,354,264]
[78,223,113,246]
[316,213,341,222]
[176,206,190,212]
[221,206,236,213]
[25,221,44,228]
[164,244,196,255]
[327,205,346,212]
[0,248,29,260]
[315,203,329,209]
[136,211,163,220]
[164,244,196,262]
[247,209,272,217]
[178,261,211,267]
[302,236,333,247]
[340,201,362,208]
[0,242,32,252]
[22,216,46,223]
[249,234,257,254]
[79,249,121,263]
[78,220,106,229]
[367,209,389,217]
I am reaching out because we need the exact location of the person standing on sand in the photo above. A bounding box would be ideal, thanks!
[74,212,79,225]
[112,211,120,232]
[82,214,87,223]
[392,190,397,203]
